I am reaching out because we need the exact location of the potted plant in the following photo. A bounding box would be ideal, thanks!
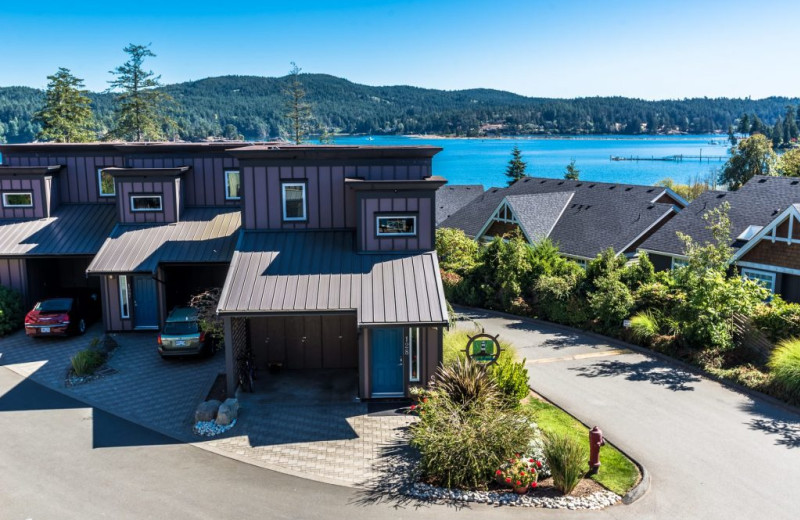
[497,456,542,494]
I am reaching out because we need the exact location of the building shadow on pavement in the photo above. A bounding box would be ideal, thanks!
[740,400,800,449]
[570,359,701,391]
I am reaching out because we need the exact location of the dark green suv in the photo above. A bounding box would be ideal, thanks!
[157,307,212,357]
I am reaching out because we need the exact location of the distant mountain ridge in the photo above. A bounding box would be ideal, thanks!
[0,73,797,142]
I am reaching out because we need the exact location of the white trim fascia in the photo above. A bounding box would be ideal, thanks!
[620,207,677,256]
[731,205,800,262]
[561,252,594,262]
[652,188,689,208]
[474,197,532,244]
[637,248,689,260]
[736,261,800,277]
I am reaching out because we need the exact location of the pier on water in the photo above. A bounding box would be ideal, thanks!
[610,154,727,163]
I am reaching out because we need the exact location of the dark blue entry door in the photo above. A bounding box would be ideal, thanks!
[133,276,159,329]
[370,328,405,396]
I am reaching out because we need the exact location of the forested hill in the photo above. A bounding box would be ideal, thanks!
[1,73,798,142]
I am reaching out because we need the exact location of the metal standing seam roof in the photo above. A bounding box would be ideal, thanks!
[217,230,449,326]
[86,207,241,274]
[0,204,117,256]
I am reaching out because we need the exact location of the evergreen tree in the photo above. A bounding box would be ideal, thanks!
[719,134,776,190]
[283,62,312,144]
[772,117,783,147]
[34,68,95,143]
[737,114,750,135]
[750,114,765,135]
[107,44,176,141]
[504,145,527,185]
[564,159,580,180]
[784,105,798,142]
[727,125,737,146]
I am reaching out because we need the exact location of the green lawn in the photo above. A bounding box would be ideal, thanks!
[525,398,640,496]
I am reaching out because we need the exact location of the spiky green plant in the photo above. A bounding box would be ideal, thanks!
[543,433,588,495]
[629,310,659,344]
[432,357,499,408]
[769,338,800,402]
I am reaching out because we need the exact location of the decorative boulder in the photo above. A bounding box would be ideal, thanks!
[195,399,221,422]
[216,398,239,426]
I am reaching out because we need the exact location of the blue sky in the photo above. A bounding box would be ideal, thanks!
[1,0,798,99]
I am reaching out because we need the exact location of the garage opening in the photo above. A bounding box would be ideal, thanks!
[161,264,229,312]
[26,256,99,305]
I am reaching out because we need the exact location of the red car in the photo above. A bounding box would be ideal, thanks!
[24,292,100,337]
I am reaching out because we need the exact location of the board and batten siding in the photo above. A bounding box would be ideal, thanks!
[359,195,434,252]
[0,258,28,299]
[0,178,46,219]
[2,153,123,205]
[100,275,134,332]
[240,161,432,231]
[117,179,178,224]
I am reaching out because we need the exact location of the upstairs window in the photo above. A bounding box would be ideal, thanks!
[376,215,417,237]
[282,182,307,221]
[98,168,115,197]
[2,192,33,208]
[131,195,163,212]
[225,170,241,200]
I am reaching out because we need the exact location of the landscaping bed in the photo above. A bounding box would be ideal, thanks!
[65,336,118,387]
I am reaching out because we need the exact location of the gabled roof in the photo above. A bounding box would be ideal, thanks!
[435,185,484,225]
[86,208,241,274]
[731,203,800,262]
[440,177,678,259]
[217,230,448,326]
[480,192,574,243]
[640,176,800,257]
[0,204,117,256]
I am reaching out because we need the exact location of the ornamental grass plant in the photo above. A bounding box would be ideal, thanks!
[543,433,588,495]
[769,338,800,403]
[70,348,107,377]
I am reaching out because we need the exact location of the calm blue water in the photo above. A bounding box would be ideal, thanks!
[334,135,730,188]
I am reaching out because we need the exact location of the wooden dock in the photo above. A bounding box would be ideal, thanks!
[610,154,727,163]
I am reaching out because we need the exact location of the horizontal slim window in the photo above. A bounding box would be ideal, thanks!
[2,192,33,208]
[130,195,163,212]
[377,215,417,236]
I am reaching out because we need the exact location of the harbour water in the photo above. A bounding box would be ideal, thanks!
[334,134,730,188]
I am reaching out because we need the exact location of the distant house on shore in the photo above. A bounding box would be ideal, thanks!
[639,175,800,302]
[439,177,687,264]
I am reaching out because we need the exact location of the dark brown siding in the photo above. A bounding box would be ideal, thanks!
[484,220,520,238]
[101,275,134,332]
[0,178,45,219]
[740,241,800,270]
[117,179,178,224]
[359,194,434,252]
[0,258,27,299]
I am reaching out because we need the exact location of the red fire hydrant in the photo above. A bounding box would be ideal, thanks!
[589,426,605,474]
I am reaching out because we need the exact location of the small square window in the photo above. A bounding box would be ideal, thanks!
[282,183,307,221]
[130,195,163,212]
[2,192,33,208]
[98,168,115,197]
[376,215,416,236]
[225,170,241,200]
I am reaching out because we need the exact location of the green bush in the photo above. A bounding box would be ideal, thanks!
[585,248,627,291]
[432,357,500,408]
[70,348,107,376]
[436,228,479,275]
[489,353,530,407]
[534,272,589,327]
[621,252,655,289]
[0,285,24,336]
[752,298,800,343]
[543,433,588,495]
[588,274,634,333]
[628,310,659,345]
[769,338,800,402]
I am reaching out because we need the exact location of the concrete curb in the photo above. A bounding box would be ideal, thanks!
[455,304,800,418]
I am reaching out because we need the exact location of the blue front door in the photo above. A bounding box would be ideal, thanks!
[133,276,159,329]
[370,328,405,396]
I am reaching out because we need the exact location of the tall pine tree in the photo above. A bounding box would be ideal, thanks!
[283,62,312,144]
[34,68,95,143]
[107,44,176,142]
[504,146,528,185]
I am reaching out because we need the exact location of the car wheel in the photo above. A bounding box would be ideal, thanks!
[78,319,86,335]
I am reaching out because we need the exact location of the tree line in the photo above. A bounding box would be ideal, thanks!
[2,44,800,143]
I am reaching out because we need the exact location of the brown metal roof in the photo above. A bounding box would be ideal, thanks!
[86,207,241,274]
[0,204,117,256]
[217,230,448,326]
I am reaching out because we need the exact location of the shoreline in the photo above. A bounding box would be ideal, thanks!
[399,133,725,141]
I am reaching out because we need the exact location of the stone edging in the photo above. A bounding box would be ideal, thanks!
[404,482,621,509]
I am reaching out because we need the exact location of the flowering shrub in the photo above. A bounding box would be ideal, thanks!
[497,456,542,489]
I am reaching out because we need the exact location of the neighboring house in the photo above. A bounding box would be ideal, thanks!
[639,175,800,302]
[435,184,483,225]
[0,142,448,400]
[440,177,687,264]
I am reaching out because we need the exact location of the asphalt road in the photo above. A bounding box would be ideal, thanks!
[456,307,800,520]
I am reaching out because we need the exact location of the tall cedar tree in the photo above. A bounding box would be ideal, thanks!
[505,146,527,185]
[719,134,776,190]
[284,63,312,144]
[564,159,580,180]
[107,44,175,142]
[34,68,95,143]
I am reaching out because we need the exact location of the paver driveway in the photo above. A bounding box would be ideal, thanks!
[456,306,800,520]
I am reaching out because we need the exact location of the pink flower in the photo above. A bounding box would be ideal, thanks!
[496,470,502,475]
[516,480,522,486]
[505,477,512,483]
[536,460,542,468]
[410,404,416,410]
[532,481,538,488]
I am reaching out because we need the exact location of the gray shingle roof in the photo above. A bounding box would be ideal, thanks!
[86,207,240,274]
[217,230,448,326]
[505,192,574,242]
[0,204,117,256]
[640,176,800,256]
[435,185,484,225]
[440,177,678,258]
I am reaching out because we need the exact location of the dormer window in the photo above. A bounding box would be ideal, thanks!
[2,192,33,208]
[98,168,115,197]
[225,170,241,200]
[282,182,307,221]
[376,215,417,237]
[131,195,163,212]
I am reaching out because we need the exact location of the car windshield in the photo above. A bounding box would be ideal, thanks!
[34,298,73,312]
[163,321,199,335]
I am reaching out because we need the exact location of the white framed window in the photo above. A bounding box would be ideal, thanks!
[407,327,420,382]
[742,268,776,293]
[119,275,130,319]
[224,170,241,200]
[282,182,306,221]
[98,168,115,197]
[376,215,417,237]
[2,192,33,208]
[130,195,163,212]
[671,257,688,270]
